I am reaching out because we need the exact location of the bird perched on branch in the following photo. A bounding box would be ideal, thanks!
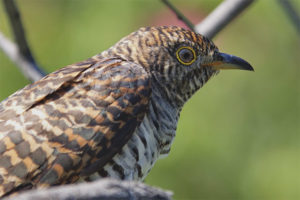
[0,26,253,197]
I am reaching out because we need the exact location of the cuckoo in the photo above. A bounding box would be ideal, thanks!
[0,26,253,197]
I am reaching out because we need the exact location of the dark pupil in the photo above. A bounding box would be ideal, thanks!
[179,49,193,62]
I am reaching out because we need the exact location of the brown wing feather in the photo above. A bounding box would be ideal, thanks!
[0,57,151,197]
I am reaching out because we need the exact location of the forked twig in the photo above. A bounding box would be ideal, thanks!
[161,0,255,39]
[1,0,45,82]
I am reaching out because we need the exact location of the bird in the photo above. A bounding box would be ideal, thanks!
[0,26,253,197]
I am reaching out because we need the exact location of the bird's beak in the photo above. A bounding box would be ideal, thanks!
[204,52,254,71]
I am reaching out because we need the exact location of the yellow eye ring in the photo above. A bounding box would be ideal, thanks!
[176,46,196,65]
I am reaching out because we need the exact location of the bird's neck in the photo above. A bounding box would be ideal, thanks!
[147,81,180,157]
[150,73,186,109]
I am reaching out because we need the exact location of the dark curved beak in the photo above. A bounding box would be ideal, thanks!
[206,52,254,71]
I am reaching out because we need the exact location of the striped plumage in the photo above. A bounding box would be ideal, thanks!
[0,26,253,197]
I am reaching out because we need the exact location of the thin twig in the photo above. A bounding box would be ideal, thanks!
[161,0,195,30]
[278,0,300,34]
[195,0,255,38]
[0,32,44,82]
[2,0,45,81]
[3,0,35,63]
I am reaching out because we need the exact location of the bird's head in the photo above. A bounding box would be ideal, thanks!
[107,26,253,108]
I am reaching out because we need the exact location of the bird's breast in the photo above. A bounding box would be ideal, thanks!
[84,94,179,181]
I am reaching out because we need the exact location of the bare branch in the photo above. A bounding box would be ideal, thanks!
[4,179,173,200]
[0,32,44,82]
[195,0,255,38]
[161,0,195,30]
[278,0,300,34]
[1,0,45,81]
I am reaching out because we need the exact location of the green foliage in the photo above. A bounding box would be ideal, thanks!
[0,0,299,199]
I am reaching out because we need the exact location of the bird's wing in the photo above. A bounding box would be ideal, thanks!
[0,58,98,121]
[0,57,151,196]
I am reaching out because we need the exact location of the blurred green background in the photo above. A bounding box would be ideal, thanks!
[0,0,299,199]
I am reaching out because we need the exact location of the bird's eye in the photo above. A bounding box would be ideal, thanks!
[176,46,196,65]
